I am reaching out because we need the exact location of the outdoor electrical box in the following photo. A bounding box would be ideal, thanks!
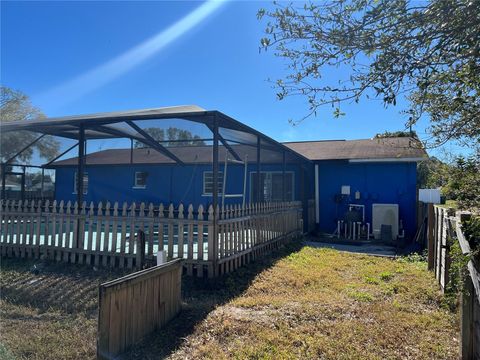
[372,203,399,240]
[341,185,350,196]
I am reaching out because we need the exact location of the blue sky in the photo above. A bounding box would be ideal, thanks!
[0,1,470,158]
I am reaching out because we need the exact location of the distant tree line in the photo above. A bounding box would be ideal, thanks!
[134,127,205,148]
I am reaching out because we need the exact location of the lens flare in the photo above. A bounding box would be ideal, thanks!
[36,1,225,107]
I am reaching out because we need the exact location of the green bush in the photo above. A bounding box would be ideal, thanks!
[463,216,480,261]
[444,240,470,311]
[445,156,480,211]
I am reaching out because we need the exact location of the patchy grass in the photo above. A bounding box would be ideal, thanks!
[0,258,128,360]
[164,246,459,360]
[1,245,460,360]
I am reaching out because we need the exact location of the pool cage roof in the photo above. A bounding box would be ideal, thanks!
[1,105,311,206]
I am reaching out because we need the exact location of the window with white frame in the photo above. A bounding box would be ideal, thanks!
[250,171,294,202]
[73,172,88,194]
[134,171,148,188]
[203,171,223,195]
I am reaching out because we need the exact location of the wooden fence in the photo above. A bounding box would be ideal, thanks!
[428,205,479,358]
[97,258,183,359]
[0,199,302,277]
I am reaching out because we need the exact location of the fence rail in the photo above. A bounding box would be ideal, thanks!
[0,199,302,277]
[97,258,183,359]
[428,205,479,359]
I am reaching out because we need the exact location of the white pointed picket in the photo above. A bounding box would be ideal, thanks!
[0,199,302,274]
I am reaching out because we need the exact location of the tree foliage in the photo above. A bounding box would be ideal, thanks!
[374,130,419,140]
[416,156,451,190]
[0,86,59,163]
[258,0,480,148]
[415,152,479,211]
[134,127,206,148]
[444,154,480,211]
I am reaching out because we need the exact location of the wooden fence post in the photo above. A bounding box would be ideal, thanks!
[461,274,474,359]
[427,203,435,270]
[136,229,146,270]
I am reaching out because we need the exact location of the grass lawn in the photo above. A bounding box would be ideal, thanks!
[1,243,459,359]
[0,258,127,360]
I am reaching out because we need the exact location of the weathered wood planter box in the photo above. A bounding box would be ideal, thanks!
[97,258,183,359]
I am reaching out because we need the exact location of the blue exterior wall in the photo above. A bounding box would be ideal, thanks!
[54,163,307,208]
[317,161,418,239]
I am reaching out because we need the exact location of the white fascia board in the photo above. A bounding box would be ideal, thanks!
[348,157,427,163]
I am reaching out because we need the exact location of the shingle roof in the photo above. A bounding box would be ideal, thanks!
[283,137,427,161]
[49,145,281,167]
[50,137,427,167]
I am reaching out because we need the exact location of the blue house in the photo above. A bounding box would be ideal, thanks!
[285,137,427,240]
[50,145,311,208]
[2,105,427,243]
[51,136,426,241]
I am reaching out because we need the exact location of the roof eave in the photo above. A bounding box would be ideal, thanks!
[348,157,428,163]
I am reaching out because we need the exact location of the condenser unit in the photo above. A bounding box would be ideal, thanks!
[372,204,399,240]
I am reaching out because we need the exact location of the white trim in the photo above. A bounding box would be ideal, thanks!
[348,157,426,163]
[134,171,148,189]
[315,164,319,224]
[202,171,224,196]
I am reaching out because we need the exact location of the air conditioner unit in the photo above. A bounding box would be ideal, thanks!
[372,203,399,240]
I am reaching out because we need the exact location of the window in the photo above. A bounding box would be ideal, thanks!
[134,172,148,188]
[73,172,88,194]
[250,172,294,202]
[203,171,223,195]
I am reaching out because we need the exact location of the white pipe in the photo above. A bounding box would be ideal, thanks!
[315,164,319,224]
[367,223,370,240]
[353,222,356,240]
[337,220,341,239]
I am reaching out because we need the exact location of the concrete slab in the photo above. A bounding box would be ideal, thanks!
[304,240,397,257]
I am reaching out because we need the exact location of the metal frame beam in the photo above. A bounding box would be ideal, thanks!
[4,134,46,164]
[89,125,139,140]
[1,163,6,199]
[217,112,311,163]
[43,142,79,168]
[207,125,241,161]
[125,121,185,165]
[77,125,85,204]
[256,136,261,203]
[220,138,280,152]
[212,114,220,276]
[282,150,286,202]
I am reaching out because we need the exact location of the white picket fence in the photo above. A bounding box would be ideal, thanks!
[0,199,303,277]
